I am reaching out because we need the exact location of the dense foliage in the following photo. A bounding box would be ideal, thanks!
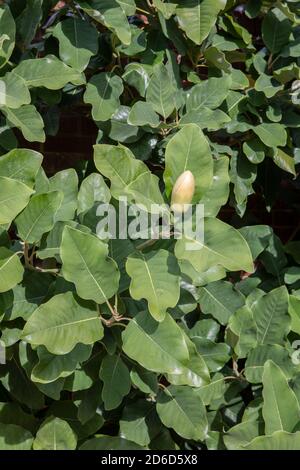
[1,0,300,451]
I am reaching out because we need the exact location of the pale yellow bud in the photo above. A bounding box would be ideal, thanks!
[171,170,195,213]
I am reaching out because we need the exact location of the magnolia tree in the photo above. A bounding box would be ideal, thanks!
[0,0,300,451]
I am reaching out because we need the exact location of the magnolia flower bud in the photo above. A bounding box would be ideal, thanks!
[171,170,195,213]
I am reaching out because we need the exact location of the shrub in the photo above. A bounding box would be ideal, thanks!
[0,0,300,451]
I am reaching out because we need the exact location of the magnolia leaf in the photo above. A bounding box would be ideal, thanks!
[77,173,111,215]
[80,435,144,450]
[146,64,176,119]
[49,169,79,222]
[122,311,210,387]
[156,385,208,441]
[53,17,99,72]
[0,424,33,450]
[262,361,300,434]
[0,176,34,225]
[242,431,300,450]
[79,0,131,45]
[33,417,77,450]
[16,191,63,243]
[2,105,45,142]
[119,400,158,447]
[84,72,124,121]
[22,292,104,355]
[126,250,180,322]
[94,144,165,211]
[186,75,232,111]
[0,71,30,108]
[99,354,131,410]
[252,123,287,148]
[61,226,120,304]
[252,286,290,346]
[245,344,293,384]
[176,0,226,45]
[0,6,15,69]
[128,101,160,128]
[262,8,292,54]
[175,218,253,274]
[164,124,213,201]
[0,248,24,293]
[198,281,245,326]
[31,344,92,384]
[0,148,42,187]
[13,55,85,89]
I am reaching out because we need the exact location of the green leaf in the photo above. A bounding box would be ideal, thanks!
[53,17,98,72]
[176,0,226,45]
[16,191,63,243]
[164,124,213,200]
[180,107,231,131]
[175,218,253,274]
[16,0,42,47]
[77,173,111,215]
[255,73,283,98]
[0,423,33,450]
[273,148,296,176]
[243,138,265,164]
[196,372,226,405]
[0,148,42,187]
[262,361,300,434]
[198,281,245,326]
[192,338,230,372]
[262,8,292,54]
[79,0,131,45]
[61,226,120,304]
[0,176,33,225]
[84,72,124,121]
[0,247,24,293]
[122,63,151,97]
[130,366,158,395]
[31,344,92,384]
[253,286,290,346]
[0,71,30,108]
[126,250,180,322]
[99,354,131,410]
[242,431,300,450]
[245,345,293,384]
[224,420,262,450]
[226,306,257,358]
[33,416,77,450]
[253,123,287,148]
[13,55,85,89]
[2,105,45,142]
[122,311,210,387]
[128,101,160,128]
[289,295,300,335]
[80,435,144,450]
[22,292,104,355]
[122,310,187,370]
[146,64,176,119]
[198,156,230,217]
[186,75,232,111]
[120,400,159,447]
[0,6,15,69]
[49,169,78,222]
[156,385,208,441]
[94,144,165,211]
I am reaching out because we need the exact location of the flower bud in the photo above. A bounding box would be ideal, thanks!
[171,170,195,213]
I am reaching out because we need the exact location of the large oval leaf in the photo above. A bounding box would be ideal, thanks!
[61,226,120,304]
[21,292,104,355]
